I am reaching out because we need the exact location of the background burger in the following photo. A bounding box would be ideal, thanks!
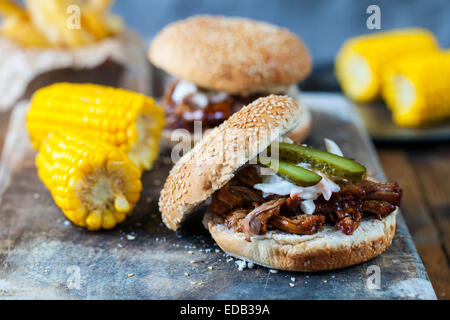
[159,95,402,271]
[148,15,312,147]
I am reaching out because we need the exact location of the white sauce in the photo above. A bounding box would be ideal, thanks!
[209,91,228,104]
[254,169,340,204]
[171,80,197,104]
[253,139,345,214]
[171,80,229,107]
[301,200,316,215]
[189,93,208,108]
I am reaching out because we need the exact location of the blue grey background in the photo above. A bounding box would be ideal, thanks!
[113,0,450,68]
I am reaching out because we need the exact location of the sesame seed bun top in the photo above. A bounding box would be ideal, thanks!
[148,15,312,95]
[158,95,305,230]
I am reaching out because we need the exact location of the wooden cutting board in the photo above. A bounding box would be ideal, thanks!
[0,94,436,299]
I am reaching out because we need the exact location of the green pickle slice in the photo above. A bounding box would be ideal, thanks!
[258,158,322,187]
[276,142,366,181]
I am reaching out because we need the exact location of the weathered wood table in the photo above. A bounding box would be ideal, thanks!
[0,93,438,299]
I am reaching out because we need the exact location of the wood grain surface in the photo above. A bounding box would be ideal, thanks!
[0,96,436,299]
[379,145,450,300]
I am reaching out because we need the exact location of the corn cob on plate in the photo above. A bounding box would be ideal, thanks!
[27,83,165,172]
[382,51,450,127]
[36,132,142,230]
[335,28,439,103]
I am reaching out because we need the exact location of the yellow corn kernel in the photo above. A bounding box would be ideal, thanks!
[382,51,450,127]
[36,132,142,231]
[124,192,140,204]
[114,194,131,213]
[125,179,142,193]
[101,211,116,229]
[26,83,165,172]
[335,28,439,103]
[112,211,126,224]
[86,210,102,231]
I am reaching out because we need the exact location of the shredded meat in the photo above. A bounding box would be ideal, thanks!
[225,208,251,232]
[242,198,286,241]
[356,179,402,205]
[362,200,396,220]
[209,182,246,216]
[228,185,264,203]
[281,195,303,215]
[209,166,402,240]
[269,214,325,235]
[337,217,361,235]
[313,186,364,235]
[234,165,262,187]
[209,166,263,216]
[163,80,264,132]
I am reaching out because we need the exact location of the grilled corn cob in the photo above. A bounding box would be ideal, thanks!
[382,51,450,127]
[335,28,439,103]
[36,132,142,230]
[27,83,165,171]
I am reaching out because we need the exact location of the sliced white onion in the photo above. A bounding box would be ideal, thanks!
[324,138,344,157]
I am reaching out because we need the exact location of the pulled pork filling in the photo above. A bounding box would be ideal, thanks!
[163,80,265,132]
[209,166,402,241]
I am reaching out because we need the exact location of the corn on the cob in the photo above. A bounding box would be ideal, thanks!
[27,83,165,171]
[335,28,439,103]
[36,132,142,230]
[382,51,450,127]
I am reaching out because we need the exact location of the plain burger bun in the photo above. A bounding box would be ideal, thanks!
[203,208,397,272]
[159,95,304,230]
[149,15,312,95]
[160,86,312,149]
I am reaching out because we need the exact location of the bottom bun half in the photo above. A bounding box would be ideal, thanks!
[202,208,398,272]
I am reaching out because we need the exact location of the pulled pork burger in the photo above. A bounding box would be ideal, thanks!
[148,15,312,146]
[159,95,402,271]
